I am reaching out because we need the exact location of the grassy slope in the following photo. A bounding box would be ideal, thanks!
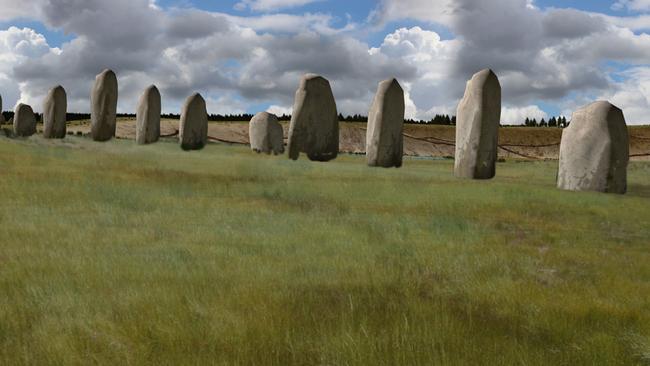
[1,136,649,365]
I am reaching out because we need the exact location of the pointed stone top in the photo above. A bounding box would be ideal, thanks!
[99,68,115,76]
[476,68,495,75]
[379,78,402,92]
[470,69,501,86]
[187,92,204,101]
[143,85,160,98]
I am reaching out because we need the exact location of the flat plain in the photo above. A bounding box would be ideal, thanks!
[0,132,649,365]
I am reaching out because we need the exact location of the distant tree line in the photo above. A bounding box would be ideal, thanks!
[0,110,568,127]
[523,116,569,128]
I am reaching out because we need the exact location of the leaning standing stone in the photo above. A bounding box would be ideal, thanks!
[136,85,161,144]
[557,101,629,194]
[13,103,36,137]
[91,69,118,141]
[287,74,339,161]
[249,112,284,155]
[454,69,501,179]
[43,85,67,138]
[179,93,208,150]
[366,78,405,167]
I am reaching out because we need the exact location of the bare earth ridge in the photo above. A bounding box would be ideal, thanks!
[38,118,650,161]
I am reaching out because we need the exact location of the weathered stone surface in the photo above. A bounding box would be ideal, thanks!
[91,69,118,141]
[249,112,284,155]
[287,74,339,161]
[136,85,161,145]
[366,78,405,167]
[13,103,36,137]
[179,93,208,150]
[557,101,629,194]
[454,69,501,179]
[43,85,67,138]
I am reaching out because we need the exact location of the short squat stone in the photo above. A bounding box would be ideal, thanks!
[136,85,161,144]
[366,78,405,167]
[249,112,284,155]
[454,69,501,179]
[179,93,208,150]
[13,103,36,137]
[91,69,118,141]
[557,101,629,194]
[43,85,67,139]
[287,74,339,161]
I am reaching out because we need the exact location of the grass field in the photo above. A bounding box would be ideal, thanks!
[1,135,649,365]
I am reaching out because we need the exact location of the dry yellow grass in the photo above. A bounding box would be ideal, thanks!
[0,134,649,365]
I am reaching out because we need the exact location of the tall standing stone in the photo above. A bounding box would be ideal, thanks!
[43,85,67,138]
[557,101,629,194]
[91,69,118,141]
[0,94,4,123]
[179,93,208,150]
[366,78,405,167]
[13,103,36,137]
[136,85,161,144]
[287,74,339,161]
[454,69,501,179]
[249,112,284,155]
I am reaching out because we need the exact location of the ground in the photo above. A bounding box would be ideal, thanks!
[0,134,649,365]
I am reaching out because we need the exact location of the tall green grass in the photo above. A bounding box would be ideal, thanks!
[1,135,649,365]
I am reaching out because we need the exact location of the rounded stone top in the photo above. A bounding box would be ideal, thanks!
[49,85,66,96]
[254,111,274,118]
[303,73,323,81]
[299,73,330,89]
[15,102,31,111]
[95,69,117,85]
[250,111,279,124]
[583,100,620,112]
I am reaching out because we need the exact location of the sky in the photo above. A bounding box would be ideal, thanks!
[1,0,650,124]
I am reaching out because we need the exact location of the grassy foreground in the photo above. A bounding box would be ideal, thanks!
[1,136,649,366]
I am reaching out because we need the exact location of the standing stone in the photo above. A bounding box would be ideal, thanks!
[557,101,629,194]
[91,69,118,141]
[366,78,405,167]
[13,103,36,137]
[43,85,67,138]
[136,85,161,144]
[249,112,284,155]
[179,93,207,150]
[0,94,4,123]
[287,74,339,161]
[454,69,501,179]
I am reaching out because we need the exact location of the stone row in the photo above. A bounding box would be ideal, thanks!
[1,69,630,194]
